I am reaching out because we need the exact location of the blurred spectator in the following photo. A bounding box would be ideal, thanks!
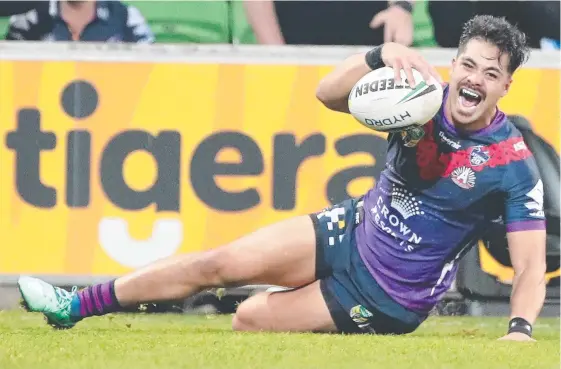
[429,1,560,49]
[245,0,415,46]
[0,1,42,17]
[5,0,154,43]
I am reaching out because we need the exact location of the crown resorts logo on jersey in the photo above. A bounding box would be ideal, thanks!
[451,166,476,189]
[371,186,424,252]
[390,186,425,219]
[469,146,491,167]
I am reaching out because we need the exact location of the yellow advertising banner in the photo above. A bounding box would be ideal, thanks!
[0,61,559,277]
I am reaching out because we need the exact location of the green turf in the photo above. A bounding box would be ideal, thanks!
[0,310,558,369]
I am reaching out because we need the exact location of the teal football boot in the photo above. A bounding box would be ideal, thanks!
[18,276,81,329]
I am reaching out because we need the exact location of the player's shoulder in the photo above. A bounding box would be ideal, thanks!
[490,116,541,185]
[474,114,517,145]
[7,2,51,38]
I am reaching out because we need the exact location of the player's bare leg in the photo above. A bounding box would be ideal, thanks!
[18,215,338,332]
[232,280,337,333]
[113,215,317,304]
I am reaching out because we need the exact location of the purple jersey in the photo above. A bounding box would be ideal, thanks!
[355,86,546,314]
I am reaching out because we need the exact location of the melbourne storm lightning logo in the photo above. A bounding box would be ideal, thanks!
[469,146,491,167]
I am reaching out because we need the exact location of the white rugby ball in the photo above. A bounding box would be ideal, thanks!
[348,66,443,132]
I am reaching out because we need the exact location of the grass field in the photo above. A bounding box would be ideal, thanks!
[0,310,558,369]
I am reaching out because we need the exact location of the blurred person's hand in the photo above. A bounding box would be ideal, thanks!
[370,3,414,46]
[498,332,536,342]
[381,42,442,88]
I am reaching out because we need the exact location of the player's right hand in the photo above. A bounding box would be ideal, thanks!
[381,42,443,88]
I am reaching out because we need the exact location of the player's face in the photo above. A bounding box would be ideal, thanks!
[447,39,512,129]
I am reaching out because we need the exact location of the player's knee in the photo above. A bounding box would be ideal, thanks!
[190,249,234,287]
[232,293,270,332]
[195,245,258,287]
[231,313,253,332]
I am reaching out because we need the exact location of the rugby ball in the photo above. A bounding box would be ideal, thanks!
[348,66,443,132]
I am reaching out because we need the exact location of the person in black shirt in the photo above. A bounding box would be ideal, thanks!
[0,1,44,17]
[429,1,560,49]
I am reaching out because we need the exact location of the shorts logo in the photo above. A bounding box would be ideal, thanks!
[390,186,425,219]
[451,166,476,189]
[469,146,491,167]
[350,305,373,329]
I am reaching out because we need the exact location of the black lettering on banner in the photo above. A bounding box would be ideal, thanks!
[191,132,263,211]
[6,109,57,208]
[326,135,387,204]
[4,80,394,214]
[66,131,91,207]
[100,130,181,212]
[273,134,326,210]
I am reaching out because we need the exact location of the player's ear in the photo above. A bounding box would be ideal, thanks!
[502,77,513,97]
[450,58,457,75]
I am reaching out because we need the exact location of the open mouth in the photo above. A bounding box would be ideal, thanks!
[458,87,483,109]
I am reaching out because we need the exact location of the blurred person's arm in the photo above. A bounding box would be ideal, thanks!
[124,5,155,43]
[370,0,414,46]
[243,0,284,45]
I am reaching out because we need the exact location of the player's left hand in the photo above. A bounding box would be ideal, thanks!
[370,5,414,46]
[498,332,537,342]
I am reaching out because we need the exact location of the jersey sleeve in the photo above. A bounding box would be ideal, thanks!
[125,5,155,43]
[501,153,546,233]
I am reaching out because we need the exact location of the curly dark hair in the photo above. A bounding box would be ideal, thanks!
[458,15,531,74]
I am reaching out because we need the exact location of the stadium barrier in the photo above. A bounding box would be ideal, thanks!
[0,42,558,313]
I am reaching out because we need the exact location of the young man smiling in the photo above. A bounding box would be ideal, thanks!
[18,15,545,341]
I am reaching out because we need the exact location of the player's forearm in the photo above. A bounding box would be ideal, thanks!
[243,0,285,45]
[509,267,546,324]
[316,53,373,113]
